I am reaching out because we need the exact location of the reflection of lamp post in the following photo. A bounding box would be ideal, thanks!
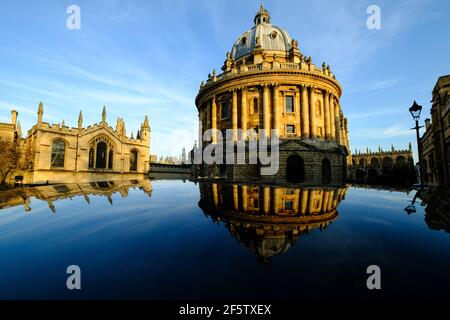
[409,101,424,188]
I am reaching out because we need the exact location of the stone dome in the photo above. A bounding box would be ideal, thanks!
[231,5,293,61]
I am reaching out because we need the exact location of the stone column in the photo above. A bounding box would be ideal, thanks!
[295,89,301,136]
[273,84,280,137]
[263,85,270,138]
[335,103,341,144]
[324,90,331,140]
[212,183,218,208]
[198,111,202,150]
[232,89,238,142]
[309,86,317,138]
[322,190,329,212]
[300,85,309,138]
[241,87,248,140]
[329,95,336,141]
[211,96,217,144]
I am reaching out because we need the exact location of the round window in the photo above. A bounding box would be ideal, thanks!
[270,31,277,39]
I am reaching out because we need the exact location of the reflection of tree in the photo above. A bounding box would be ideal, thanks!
[198,182,347,263]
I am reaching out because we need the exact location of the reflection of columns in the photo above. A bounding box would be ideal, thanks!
[233,185,239,211]
[308,190,315,214]
[295,90,301,137]
[309,86,316,138]
[322,190,329,212]
[330,95,336,141]
[273,85,280,136]
[241,87,248,140]
[212,184,219,209]
[273,188,281,214]
[211,96,217,144]
[327,190,334,212]
[242,185,248,211]
[324,91,331,140]
[263,187,270,215]
[300,190,309,215]
[263,85,270,137]
[300,85,309,138]
[232,90,238,142]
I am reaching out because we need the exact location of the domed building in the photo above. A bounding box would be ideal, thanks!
[195,5,350,184]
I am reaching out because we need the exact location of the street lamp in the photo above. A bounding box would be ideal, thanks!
[409,100,424,188]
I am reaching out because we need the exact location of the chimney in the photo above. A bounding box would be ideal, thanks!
[425,118,431,131]
[11,110,18,125]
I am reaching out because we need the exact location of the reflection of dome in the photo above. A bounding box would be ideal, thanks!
[231,5,293,60]
[198,182,348,262]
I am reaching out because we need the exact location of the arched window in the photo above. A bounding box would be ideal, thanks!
[51,139,65,168]
[286,155,305,182]
[359,158,366,166]
[383,157,393,168]
[130,149,138,171]
[396,156,406,167]
[371,157,379,167]
[322,158,331,184]
[315,101,322,116]
[96,142,107,169]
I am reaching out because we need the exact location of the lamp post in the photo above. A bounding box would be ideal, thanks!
[409,100,424,188]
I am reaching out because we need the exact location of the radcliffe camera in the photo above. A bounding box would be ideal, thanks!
[0,0,449,314]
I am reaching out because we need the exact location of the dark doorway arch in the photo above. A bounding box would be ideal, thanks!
[130,149,138,171]
[96,142,107,169]
[286,155,305,182]
[322,158,331,184]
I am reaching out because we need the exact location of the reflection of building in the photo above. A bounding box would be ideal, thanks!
[198,181,348,262]
[0,179,152,213]
[348,144,416,185]
[195,5,350,184]
[419,188,450,233]
[1,103,151,184]
[420,75,450,189]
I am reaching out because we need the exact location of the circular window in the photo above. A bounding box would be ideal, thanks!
[270,31,277,39]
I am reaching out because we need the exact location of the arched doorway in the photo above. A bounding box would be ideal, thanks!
[322,158,331,184]
[96,142,107,169]
[130,149,138,171]
[286,155,305,182]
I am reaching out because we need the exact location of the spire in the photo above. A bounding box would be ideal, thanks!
[143,115,150,130]
[37,101,44,124]
[136,130,141,140]
[102,106,107,122]
[409,142,412,151]
[78,111,83,129]
[16,121,22,139]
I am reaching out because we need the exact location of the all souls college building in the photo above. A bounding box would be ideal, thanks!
[195,5,351,185]
[0,102,151,185]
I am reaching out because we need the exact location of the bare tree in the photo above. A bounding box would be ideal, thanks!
[0,139,22,186]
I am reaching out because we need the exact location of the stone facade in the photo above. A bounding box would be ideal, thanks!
[420,75,450,189]
[349,144,415,184]
[195,5,350,184]
[0,102,151,185]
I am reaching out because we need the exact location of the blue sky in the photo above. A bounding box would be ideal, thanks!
[0,0,449,159]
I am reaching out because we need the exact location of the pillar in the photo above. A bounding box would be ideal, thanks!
[212,183,219,209]
[309,86,316,138]
[273,188,281,214]
[211,96,217,144]
[241,87,248,140]
[335,103,341,144]
[273,85,280,137]
[300,190,309,215]
[324,91,331,140]
[263,85,270,137]
[330,95,336,141]
[233,185,239,211]
[232,89,238,142]
[301,85,310,138]
[295,90,301,137]
[242,185,248,212]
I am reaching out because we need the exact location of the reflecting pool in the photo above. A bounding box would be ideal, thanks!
[0,179,449,299]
